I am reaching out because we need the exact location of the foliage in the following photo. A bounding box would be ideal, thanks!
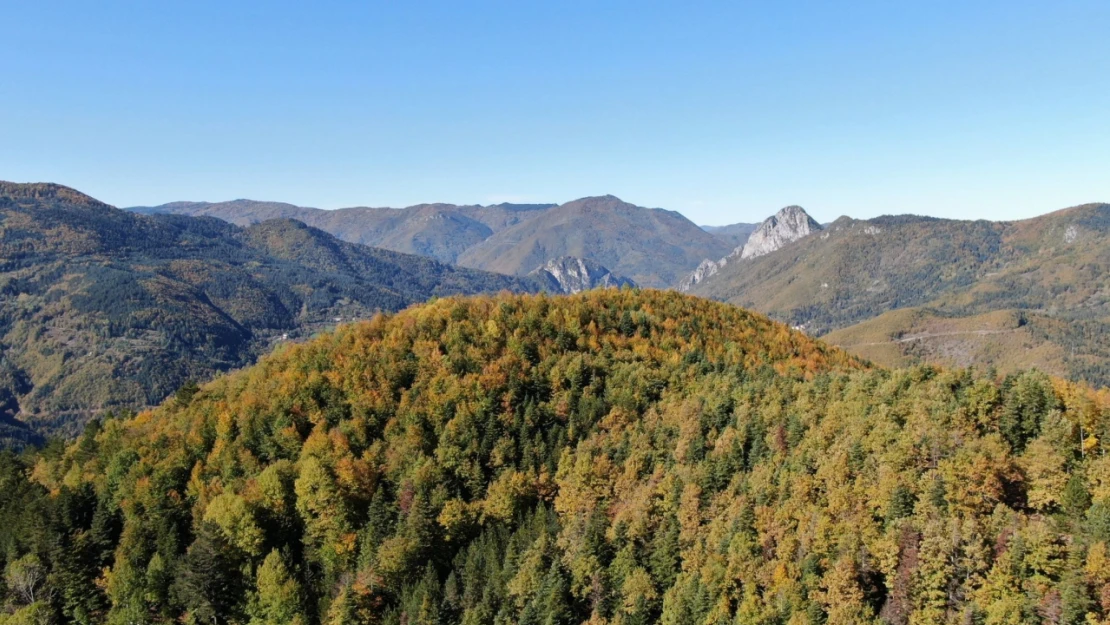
[0,182,539,443]
[1,289,1109,625]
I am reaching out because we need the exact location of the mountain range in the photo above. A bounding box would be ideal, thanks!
[0,182,542,445]
[689,202,1110,386]
[130,199,558,265]
[132,195,733,289]
[130,191,1110,387]
[7,179,1110,443]
[2,180,1110,622]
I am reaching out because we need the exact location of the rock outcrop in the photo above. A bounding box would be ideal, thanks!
[530,256,636,294]
[678,205,821,290]
[739,205,822,259]
[676,257,726,291]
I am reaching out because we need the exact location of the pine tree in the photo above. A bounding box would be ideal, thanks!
[172,522,247,624]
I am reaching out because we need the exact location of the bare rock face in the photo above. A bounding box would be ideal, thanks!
[678,205,820,290]
[530,256,636,294]
[676,257,726,291]
[739,205,822,259]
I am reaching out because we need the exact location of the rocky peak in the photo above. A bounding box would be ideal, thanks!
[529,256,635,294]
[676,258,723,292]
[739,205,822,259]
[677,205,821,291]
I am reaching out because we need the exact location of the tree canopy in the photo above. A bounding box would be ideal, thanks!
[2,289,1109,625]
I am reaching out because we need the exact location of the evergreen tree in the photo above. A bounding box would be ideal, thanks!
[172,522,247,624]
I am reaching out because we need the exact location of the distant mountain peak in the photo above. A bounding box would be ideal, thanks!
[458,195,729,288]
[678,205,821,290]
[529,256,635,294]
[564,194,624,206]
[739,205,822,259]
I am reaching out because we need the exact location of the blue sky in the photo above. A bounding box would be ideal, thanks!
[1,1,1107,225]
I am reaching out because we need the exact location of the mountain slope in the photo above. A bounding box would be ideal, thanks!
[133,196,730,287]
[130,199,556,264]
[691,203,1110,385]
[5,289,1110,624]
[456,195,732,287]
[0,182,539,442]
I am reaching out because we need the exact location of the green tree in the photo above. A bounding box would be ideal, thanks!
[172,522,247,625]
[249,550,306,625]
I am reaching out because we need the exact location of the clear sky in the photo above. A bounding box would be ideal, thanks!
[1,1,1107,225]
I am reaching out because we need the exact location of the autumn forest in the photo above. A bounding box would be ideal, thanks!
[2,290,1109,625]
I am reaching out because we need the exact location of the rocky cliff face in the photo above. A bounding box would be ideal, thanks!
[676,257,727,291]
[678,205,821,290]
[739,205,823,259]
[530,256,636,294]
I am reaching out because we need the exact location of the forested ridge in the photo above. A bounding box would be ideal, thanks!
[0,182,538,445]
[2,289,1110,625]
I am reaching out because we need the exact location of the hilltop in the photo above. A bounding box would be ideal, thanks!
[0,182,539,443]
[3,289,1109,624]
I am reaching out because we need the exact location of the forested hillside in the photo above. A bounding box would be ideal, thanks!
[0,183,538,444]
[3,290,1110,625]
[691,204,1110,387]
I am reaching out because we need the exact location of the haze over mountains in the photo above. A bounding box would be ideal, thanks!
[699,221,759,249]
[133,195,733,289]
[131,200,558,265]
